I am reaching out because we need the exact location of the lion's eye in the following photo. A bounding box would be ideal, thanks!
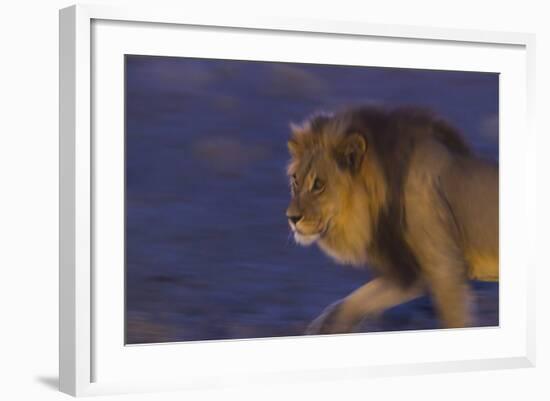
[312,178,324,192]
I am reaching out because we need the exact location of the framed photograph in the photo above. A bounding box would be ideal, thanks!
[59,4,536,397]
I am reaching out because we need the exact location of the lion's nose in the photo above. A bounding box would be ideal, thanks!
[288,215,303,225]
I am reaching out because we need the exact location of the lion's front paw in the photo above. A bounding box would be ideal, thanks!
[305,300,356,335]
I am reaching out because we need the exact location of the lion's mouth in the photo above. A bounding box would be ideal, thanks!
[291,217,332,246]
[293,232,320,246]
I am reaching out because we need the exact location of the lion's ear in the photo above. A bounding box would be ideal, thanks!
[335,133,367,172]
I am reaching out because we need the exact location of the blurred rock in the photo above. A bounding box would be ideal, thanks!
[192,136,268,173]
[267,64,326,100]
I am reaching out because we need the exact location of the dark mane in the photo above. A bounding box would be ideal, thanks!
[308,112,334,133]
[345,106,471,287]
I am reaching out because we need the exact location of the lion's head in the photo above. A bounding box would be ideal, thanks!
[285,113,384,266]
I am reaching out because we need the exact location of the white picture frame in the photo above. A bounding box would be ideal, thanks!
[59,4,536,397]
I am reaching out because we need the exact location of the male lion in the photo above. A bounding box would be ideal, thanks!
[286,106,498,334]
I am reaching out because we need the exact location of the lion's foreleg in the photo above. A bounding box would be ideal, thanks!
[423,265,473,328]
[305,277,424,335]
[406,221,473,328]
[405,180,473,328]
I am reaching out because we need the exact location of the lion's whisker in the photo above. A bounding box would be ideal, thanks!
[286,231,294,246]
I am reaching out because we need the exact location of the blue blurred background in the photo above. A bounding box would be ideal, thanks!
[125,55,499,344]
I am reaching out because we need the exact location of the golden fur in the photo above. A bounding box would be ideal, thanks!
[286,106,498,333]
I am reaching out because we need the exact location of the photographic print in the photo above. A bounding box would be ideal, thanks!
[125,55,499,344]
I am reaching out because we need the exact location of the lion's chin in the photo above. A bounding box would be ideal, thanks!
[293,232,321,246]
